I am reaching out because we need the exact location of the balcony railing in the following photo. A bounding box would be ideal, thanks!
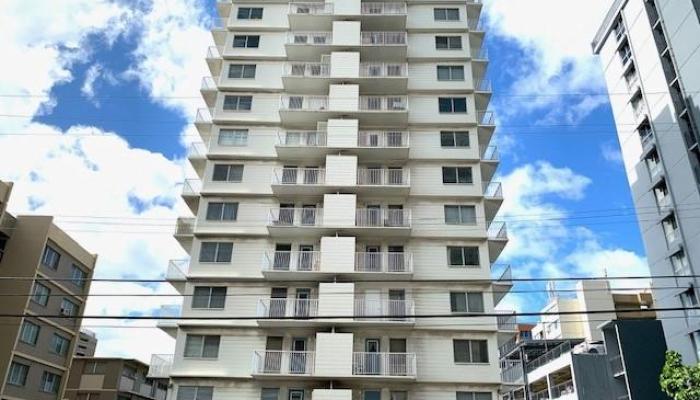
[195,108,213,124]
[551,379,575,399]
[273,168,326,185]
[475,79,492,91]
[201,76,217,92]
[148,354,173,378]
[281,95,329,111]
[359,62,408,77]
[473,46,489,60]
[361,2,407,15]
[358,131,409,147]
[278,131,328,147]
[262,251,321,272]
[531,389,550,400]
[488,222,508,240]
[467,18,484,31]
[175,217,195,235]
[610,354,624,375]
[158,304,180,318]
[354,298,415,321]
[182,179,201,197]
[206,46,220,60]
[481,145,499,161]
[359,96,408,111]
[187,142,207,159]
[497,311,517,331]
[257,298,319,319]
[252,351,315,375]
[526,341,572,373]
[269,207,322,227]
[285,62,330,77]
[167,259,189,280]
[355,252,412,273]
[361,32,407,45]
[357,168,409,186]
[352,352,416,376]
[484,182,503,198]
[289,2,333,14]
[356,208,410,228]
[500,359,523,383]
[478,110,495,125]
[288,32,332,45]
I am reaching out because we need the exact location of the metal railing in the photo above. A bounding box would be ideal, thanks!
[478,110,495,125]
[201,76,217,91]
[488,222,508,240]
[610,355,624,375]
[361,2,407,14]
[358,131,409,147]
[257,298,319,319]
[289,2,333,14]
[148,354,174,378]
[481,145,499,161]
[278,131,327,147]
[499,337,518,358]
[526,341,572,373]
[357,168,409,186]
[361,32,407,45]
[531,389,550,400]
[355,252,413,273]
[269,207,322,227]
[273,168,326,185]
[175,217,195,235]
[195,108,213,124]
[500,359,523,383]
[166,259,189,280]
[473,46,489,60]
[475,79,492,91]
[359,96,408,111]
[187,142,207,159]
[497,311,517,331]
[352,352,416,376]
[551,379,575,399]
[288,32,332,44]
[158,304,180,318]
[252,351,315,375]
[484,182,503,198]
[211,17,226,31]
[356,208,410,228]
[467,18,484,30]
[182,179,201,197]
[206,46,220,59]
[262,251,321,272]
[359,62,408,77]
[280,95,329,111]
[285,62,330,77]
[354,298,415,321]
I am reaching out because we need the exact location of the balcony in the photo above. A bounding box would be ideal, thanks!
[174,217,195,252]
[480,145,499,182]
[148,354,173,378]
[165,259,189,293]
[187,142,207,177]
[361,32,407,59]
[274,130,409,160]
[356,168,410,195]
[252,351,315,376]
[500,359,523,384]
[488,222,508,261]
[354,298,415,324]
[181,179,201,214]
[279,95,408,126]
[262,251,321,277]
[355,252,412,274]
[497,311,518,345]
[352,352,416,378]
[267,207,323,237]
[272,168,327,195]
[285,32,334,60]
[194,107,213,136]
[200,77,217,107]
[205,46,222,77]
[355,208,411,236]
[550,379,576,399]
[484,181,503,221]
[257,298,320,326]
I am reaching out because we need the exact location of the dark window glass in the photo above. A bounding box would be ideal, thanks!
[228,64,257,79]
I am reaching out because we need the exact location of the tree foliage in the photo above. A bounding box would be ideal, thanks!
[660,351,700,400]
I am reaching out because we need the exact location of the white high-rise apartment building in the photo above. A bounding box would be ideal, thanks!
[150,1,513,399]
[592,0,700,363]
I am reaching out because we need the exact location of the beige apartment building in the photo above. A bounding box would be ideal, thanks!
[65,357,168,400]
[150,1,512,400]
[0,181,98,400]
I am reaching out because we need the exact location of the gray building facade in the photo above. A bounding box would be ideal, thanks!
[592,0,700,363]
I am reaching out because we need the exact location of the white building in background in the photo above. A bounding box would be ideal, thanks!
[149,1,513,400]
[592,0,700,363]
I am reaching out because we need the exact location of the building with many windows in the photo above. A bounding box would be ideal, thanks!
[65,357,168,400]
[0,181,98,400]
[149,1,512,400]
[592,0,700,362]
[74,330,98,358]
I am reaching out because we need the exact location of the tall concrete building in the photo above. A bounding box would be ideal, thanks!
[74,330,98,357]
[592,0,700,363]
[0,181,98,400]
[150,1,513,400]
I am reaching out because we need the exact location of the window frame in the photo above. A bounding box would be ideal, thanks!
[70,264,87,288]
[50,333,71,356]
[31,282,51,306]
[218,129,249,146]
[442,167,473,184]
[456,392,492,400]
[228,64,257,79]
[233,35,260,48]
[437,65,465,81]
[223,95,253,111]
[39,370,62,394]
[7,362,30,387]
[183,335,221,358]
[199,242,233,263]
[453,339,489,364]
[439,97,468,113]
[434,8,460,21]
[444,205,477,225]
[60,298,79,316]
[19,320,41,345]
[435,36,463,50]
[237,7,264,19]
[440,131,470,148]
[41,245,61,270]
[212,164,244,182]
[177,386,214,400]
[447,246,480,268]
[191,286,227,309]
[450,292,485,313]
[205,202,239,221]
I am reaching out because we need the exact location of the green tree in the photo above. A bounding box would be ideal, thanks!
[660,351,700,400]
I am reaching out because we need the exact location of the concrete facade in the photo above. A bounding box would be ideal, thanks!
[65,357,168,400]
[592,0,700,363]
[0,181,98,400]
[74,330,98,357]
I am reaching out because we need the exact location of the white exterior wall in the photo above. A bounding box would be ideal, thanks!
[332,21,361,46]
[212,92,281,124]
[407,33,470,60]
[207,126,278,159]
[221,32,287,59]
[218,61,285,91]
[408,63,474,92]
[323,194,357,227]
[408,94,476,125]
[330,52,360,78]
[327,119,359,148]
[320,236,355,273]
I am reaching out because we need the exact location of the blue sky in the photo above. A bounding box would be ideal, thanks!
[0,0,649,360]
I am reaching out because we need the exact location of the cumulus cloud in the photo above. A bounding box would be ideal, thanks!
[601,141,624,164]
[81,63,119,106]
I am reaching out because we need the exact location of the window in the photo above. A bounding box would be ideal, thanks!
[218,129,248,146]
[71,264,87,288]
[60,298,79,316]
[444,205,476,225]
[434,8,460,20]
[84,361,106,374]
[177,386,214,400]
[442,167,473,184]
[447,246,479,267]
[199,242,233,263]
[457,392,491,400]
[50,334,71,356]
[662,214,679,244]
[183,335,220,358]
[436,36,462,49]
[39,371,62,393]
[7,362,29,386]
[680,287,700,317]
[437,65,465,81]
[453,339,489,363]
[223,95,252,111]
[237,7,263,19]
[261,388,280,400]
[364,391,381,400]
[192,287,227,309]
[671,250,690,275]
[19,320,40,345]
[228,64,257,79]
[618,42,632,65]
[213,164,244,182]
[31,282,51,306]
[233,35,260,48]
[206,202,239,221]
[450,292,484,313]
[439,97,467,113]
[441,131,470,147]
[42,246,60,269]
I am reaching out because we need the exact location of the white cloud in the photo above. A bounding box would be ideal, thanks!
[601,141,624,164]
[81,64,119,106]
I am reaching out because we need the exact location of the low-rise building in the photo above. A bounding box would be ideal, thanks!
[65,357,168,400]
